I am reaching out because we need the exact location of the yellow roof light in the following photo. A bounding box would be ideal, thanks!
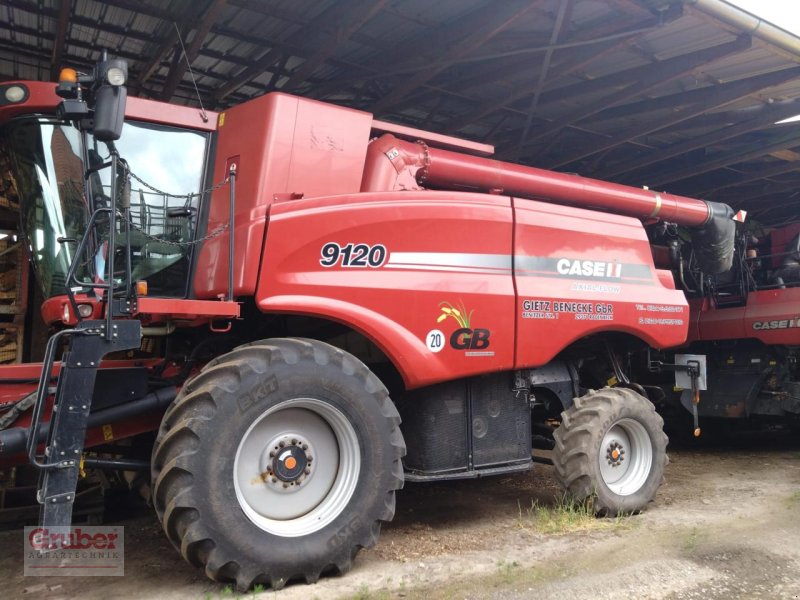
[58,68,78,84]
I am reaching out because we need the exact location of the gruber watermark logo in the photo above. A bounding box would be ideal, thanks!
[24,526,124,576]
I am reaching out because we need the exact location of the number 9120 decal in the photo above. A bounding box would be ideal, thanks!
[320,242,387,268]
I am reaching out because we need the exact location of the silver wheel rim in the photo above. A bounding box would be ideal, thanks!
[233,398,360,537]
[598,418,652,496]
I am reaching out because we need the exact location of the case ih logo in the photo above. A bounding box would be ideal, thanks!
[752,319,800,330]
[556,258,622,279]
[426,301,491,354]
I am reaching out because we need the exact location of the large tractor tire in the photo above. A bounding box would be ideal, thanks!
[151,338,405,590]
[553,387,668,515]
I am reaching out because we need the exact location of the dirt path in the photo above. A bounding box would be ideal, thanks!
[1,432,798,600]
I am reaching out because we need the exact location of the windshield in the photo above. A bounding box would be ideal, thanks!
[0,118,208,299]
[0,119,91,297]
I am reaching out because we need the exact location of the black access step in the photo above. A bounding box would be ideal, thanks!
[26,319,141,529]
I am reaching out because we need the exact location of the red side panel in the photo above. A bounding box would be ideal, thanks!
[514,199,688,366]
[257,191,690,388]
[257,191,516,388]
[194,93,373,299]
[692,287,800,344]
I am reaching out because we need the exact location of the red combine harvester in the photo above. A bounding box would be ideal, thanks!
[644,217,800,432]
[0,55,737,589]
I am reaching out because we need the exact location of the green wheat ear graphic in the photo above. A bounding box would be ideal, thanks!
[438,300,474,328]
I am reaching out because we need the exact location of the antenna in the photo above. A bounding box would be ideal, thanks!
[173,21,209,123]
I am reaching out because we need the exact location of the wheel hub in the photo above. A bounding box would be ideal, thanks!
[606,440,626,467]
[260,434,315,492]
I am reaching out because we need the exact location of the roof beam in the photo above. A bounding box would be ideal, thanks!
[703,159,800,198]
[524,35,751,145]
[138,28,179,87]
[214,47,282,102]
[602,100,800,179]
[645,126,800,188]
[281,0,387,92]
[442,17,656,134]
[541,65,800,170]
[216,0,386,102]
[368,0,537,115]
[49,0,72,80]
[514,0,574,155]
[159,0,228,100]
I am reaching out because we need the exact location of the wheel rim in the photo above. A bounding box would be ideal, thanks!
[598,418,652,496]
[233,398,360,537]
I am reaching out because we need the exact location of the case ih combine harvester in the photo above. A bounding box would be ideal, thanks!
[0,53,765,589]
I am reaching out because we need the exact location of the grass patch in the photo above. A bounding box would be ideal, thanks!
[517,494,633,535]
[682,527,699,552]
[348,584,390,600]
[497,559,520,583]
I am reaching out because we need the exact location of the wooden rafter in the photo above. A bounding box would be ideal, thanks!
[280,0,387,92]
[49,0,72,81]
[540,65,800,170]
[527,35,751,144]
[602,100,800,179]
[645,127,800,187]
[216,0,386,102]
[442,16,658,134]
[368,0,537,115]
[703,158,800,198]
[515,0,575,154]
[159,0,228,100]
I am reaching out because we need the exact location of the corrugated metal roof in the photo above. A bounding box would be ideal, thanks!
[1,0,800,224]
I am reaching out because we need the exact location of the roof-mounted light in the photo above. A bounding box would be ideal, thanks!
[105,66,126,86]
[58,68,78,84]
[3,85,26,103]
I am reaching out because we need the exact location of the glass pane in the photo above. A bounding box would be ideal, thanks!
[91,121,208,297]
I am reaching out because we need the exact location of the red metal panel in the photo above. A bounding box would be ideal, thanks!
[0,81,217,131]
[257,191,516,388]
[194,93,373,299]
[694,287,800,344]
[513,199,689,366]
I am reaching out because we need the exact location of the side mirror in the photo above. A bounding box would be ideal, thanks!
[93,84,126,141]
[92,58,128,142]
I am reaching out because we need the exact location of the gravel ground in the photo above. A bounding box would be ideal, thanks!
[0,430,798,600]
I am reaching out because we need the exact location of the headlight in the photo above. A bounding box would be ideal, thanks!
[106,67,126,86]
[77,304,94,318]
[1,84,28,104]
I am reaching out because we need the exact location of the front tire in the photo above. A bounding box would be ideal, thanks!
[553,387,668,515]
[151,339,405,590]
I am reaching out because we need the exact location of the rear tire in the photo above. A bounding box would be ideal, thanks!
[553,387,668,515]
[151,338,405,590]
